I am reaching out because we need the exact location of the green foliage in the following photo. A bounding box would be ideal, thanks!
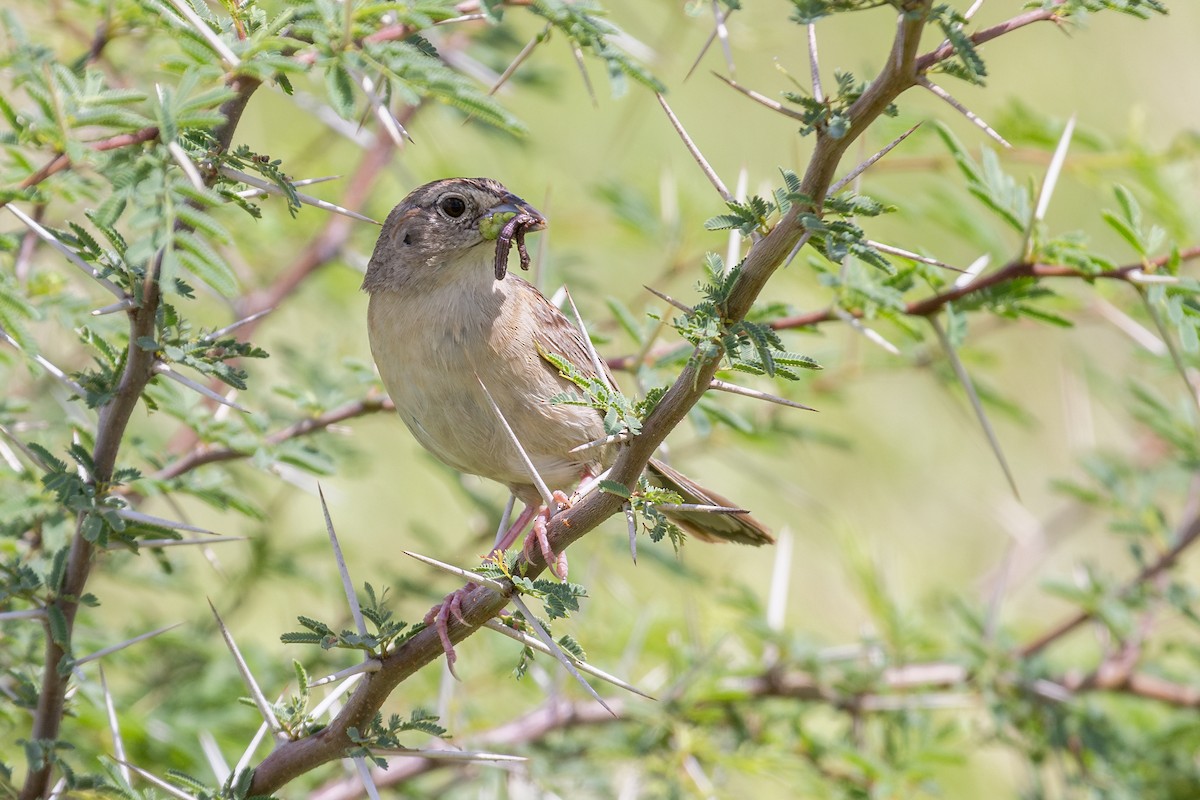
[281,583,413,657]
[542,348,648,436]
[347,709,448,768]
[929,4,986,85]
[529,0,666,97]
[0,0,1194,798]
[673,250,822,379]
[630,479,685,550]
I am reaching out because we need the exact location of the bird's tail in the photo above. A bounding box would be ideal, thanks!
[647,458,774,546]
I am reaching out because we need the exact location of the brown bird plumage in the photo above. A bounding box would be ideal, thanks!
[363,177,773,549]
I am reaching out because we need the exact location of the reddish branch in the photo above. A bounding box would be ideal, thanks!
[1020,509,1200,659]
[770,245,1200,332]
[149,394,394,483]
[3,126,160,211]
[18,76,260,800]
[311,659,1200,798]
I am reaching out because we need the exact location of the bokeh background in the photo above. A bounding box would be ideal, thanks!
[5,1,1200,796]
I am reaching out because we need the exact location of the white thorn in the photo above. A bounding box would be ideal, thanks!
[76,623,183,666]
[709,378,818,410]
[309,659,382,688]
[0,323,88,398]
[167,140,206,191]
[625,503,638,564]
[91,297,138,316]
[563,287,615,391]
[1033,115,1076,223]
[493,493,517,550]
[201,307,274,342]
[99,666,131,786]
[218,167,379,225]
[198,730,231,785]
[766,527,794,633]
[366,746,527,762]
[164,0,240,67]
[830,123,922,194]
[487,617,655,699]
[655,503,747,514]
[109,535,246,550]
[806,24,823,103]
[920,78,1011,149]
[353,757,382,800]
[644,284,695,315]
[208,600,284,739]
[509,594,616,715]
[318,485,368,639]
[864,240,965,272]
[475,374,555,509]
[5,205,124,298]
[113,508,215,535]
[401,550,507,593]
[309,672,367,720]
[232,721,269,783]
[0,607,46,621]
[569,432,632,454]
[122,762,201,800]
[656,93,733,203]
[954,253,991,288]
[154,363,249,412]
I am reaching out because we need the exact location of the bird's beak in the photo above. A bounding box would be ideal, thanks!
[479,196,547,240]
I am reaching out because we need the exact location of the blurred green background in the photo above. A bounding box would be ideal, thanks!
[7,1,1200,795]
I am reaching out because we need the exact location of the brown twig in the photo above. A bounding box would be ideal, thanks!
[18,76,259,800]
[311,655,1200,798]
[245,4,941,794]
[770,246,1200,331]
[149,395,394,483]
[3,126,160,212]
[1020,505,1200,659]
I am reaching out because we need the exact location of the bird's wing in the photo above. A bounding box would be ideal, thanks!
[518,277,618,385]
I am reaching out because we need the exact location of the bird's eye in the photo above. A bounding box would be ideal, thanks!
[439,195,467,218]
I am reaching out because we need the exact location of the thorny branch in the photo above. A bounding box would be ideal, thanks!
[311,657,1200,800]
[250,2,1196,789]
[771,246,1200,332]
[248,2,948,793]
[18,69,263,800]
[148,394,395,484]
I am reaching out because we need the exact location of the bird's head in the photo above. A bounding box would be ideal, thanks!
[362,177,545,293]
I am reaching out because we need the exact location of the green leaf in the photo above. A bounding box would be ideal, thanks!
[325,63,357,120]
[598,479,631,499]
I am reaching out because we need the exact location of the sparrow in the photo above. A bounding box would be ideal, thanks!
[363,177,772,662]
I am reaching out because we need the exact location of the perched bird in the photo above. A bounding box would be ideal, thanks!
[363,177,772,660]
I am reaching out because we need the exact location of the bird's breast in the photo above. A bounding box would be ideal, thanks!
[367,278,606,492]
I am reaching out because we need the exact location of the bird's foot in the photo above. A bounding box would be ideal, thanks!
[522,490,570,580]
[424,583,474,677]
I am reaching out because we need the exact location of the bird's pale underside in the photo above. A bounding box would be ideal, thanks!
[363,176,773,548]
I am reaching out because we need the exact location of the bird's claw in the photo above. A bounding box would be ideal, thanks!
[424,583,476,677]
[522,490,570,580]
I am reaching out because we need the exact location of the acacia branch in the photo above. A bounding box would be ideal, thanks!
[2,126,160,212]
[247,3,941,793]
[1020,502,1200,659]
[915,3,1065,73]
[312,656,1200,799]
[770,245,1200,332]
[149,395,394,483]
[19,75,260,800]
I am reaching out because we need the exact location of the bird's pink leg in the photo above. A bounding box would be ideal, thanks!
[522,490,571,580]
[425,485,576,670]
[494,502,540,552]
[424,589,469,676]
[426,502,541,671]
